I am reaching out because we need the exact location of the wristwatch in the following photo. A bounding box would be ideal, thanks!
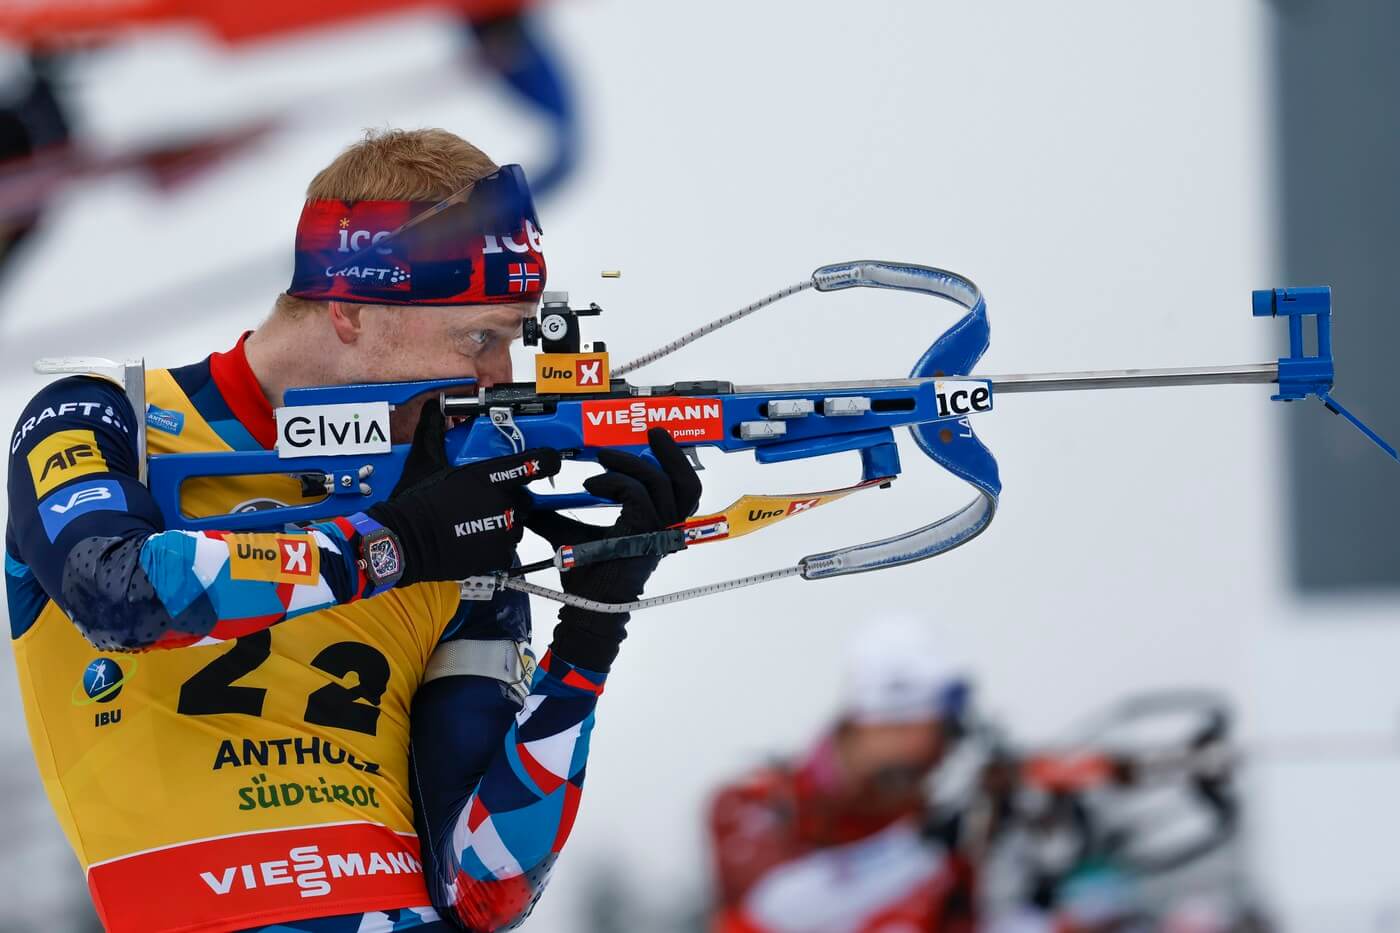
[348,513,404,593]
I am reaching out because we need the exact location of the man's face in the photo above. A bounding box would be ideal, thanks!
[343,301,534,442]
[836,719,948,808]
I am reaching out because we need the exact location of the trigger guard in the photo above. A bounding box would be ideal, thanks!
[526,446,661,511]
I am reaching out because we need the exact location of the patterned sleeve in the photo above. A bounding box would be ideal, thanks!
[411,645,605,931]
[6,376,376,651]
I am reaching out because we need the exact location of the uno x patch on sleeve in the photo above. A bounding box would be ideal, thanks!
[225,533,321,584]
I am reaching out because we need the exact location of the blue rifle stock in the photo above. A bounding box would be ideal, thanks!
[146,374,976,531]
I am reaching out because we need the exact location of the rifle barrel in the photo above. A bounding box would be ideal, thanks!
[986,363,1279,394]
[462,363,1284,405]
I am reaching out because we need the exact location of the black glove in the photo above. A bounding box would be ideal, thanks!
[389,395,457,496]
[525,428,702,671]
[366,402,560,587]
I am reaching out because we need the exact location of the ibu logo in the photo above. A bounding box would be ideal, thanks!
[71,656,137,727]
[82,658,123,703]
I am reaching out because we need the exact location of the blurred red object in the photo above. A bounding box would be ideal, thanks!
[0,0,532,45]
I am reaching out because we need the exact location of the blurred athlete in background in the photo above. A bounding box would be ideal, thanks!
[709,619,973,933]
[6,127,698,932]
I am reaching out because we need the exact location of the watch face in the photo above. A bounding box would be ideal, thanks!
[367,533,402,582]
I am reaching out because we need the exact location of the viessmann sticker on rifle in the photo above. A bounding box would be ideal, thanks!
[274,402,392,459]
[581,397,724,445]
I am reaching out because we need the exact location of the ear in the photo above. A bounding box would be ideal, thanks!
[327,301,364,344]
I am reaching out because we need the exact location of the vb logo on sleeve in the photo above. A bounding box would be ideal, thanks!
[39,480,128,541]
[26,430,108,497]
[226,534,321,585]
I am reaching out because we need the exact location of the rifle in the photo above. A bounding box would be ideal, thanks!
[36,260,1396,611]
[924,690,1239,924]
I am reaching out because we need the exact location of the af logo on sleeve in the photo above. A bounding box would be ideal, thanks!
[226,534,321,584]
[27,429,108,497]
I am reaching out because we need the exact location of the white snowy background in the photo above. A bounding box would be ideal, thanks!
[0,2,1397,930]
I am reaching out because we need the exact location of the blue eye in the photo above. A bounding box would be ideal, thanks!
[467,331,492,348]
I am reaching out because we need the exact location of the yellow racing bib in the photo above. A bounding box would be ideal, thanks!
[12,369,461,932]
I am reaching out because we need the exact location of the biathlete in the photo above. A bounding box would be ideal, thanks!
[5,127,700,932]
[709,620,971,933]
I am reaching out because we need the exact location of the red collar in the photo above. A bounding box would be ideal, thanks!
[208,332,277,449]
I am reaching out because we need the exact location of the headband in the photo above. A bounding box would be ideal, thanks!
[286,163,546,306]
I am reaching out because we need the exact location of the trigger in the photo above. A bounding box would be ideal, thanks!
[683,448,704,471]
